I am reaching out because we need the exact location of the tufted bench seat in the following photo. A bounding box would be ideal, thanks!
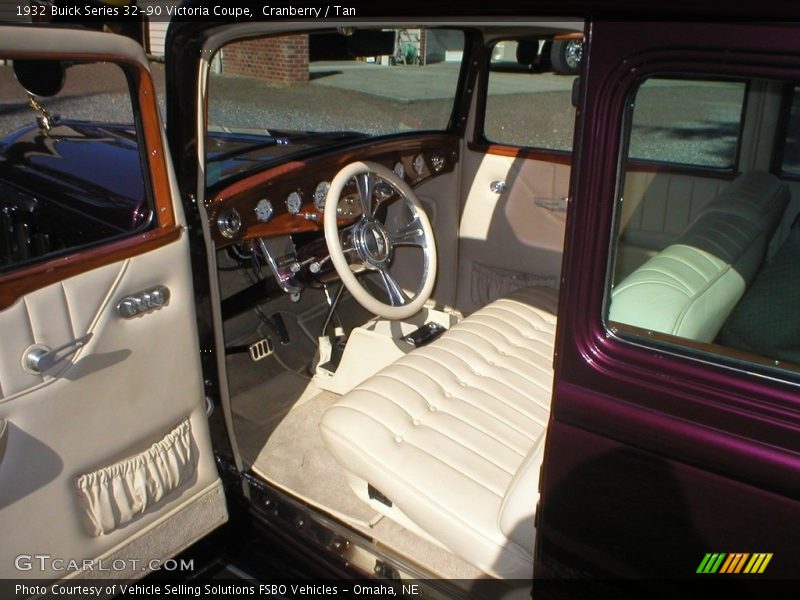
[609,171,789,342]
[320,286,559,578]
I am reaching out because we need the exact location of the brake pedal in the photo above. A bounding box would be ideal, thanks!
[249,338,274,362]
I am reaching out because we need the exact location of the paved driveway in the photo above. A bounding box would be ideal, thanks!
[1,60,742,166]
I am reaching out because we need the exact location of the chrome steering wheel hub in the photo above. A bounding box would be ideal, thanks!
[353,218,393,267]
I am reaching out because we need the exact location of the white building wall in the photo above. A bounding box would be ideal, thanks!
[139,0,179,56]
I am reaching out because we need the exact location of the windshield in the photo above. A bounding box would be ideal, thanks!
[206,28,466,186]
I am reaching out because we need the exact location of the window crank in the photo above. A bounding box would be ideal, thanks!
[22,333,93,375]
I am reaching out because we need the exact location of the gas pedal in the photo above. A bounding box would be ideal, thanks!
[249,338,274,362]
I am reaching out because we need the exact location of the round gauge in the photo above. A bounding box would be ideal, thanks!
[286,191,302,215]
[412,154,425,176]
[254,198,273,222]
[393,162,405,180]
[314,181,330,211]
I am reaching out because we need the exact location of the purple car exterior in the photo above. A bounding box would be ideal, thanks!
[535,21,800,582]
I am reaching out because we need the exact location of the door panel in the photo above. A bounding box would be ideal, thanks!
[0,27,226,580]
[0,240,226,579]
[457,148,568,314]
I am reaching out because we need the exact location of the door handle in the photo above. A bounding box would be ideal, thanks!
[22,333,94,375]
[117,285,170,318]
[534,196,569,212]
[490,180,508,193]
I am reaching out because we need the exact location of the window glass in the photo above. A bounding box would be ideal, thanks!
[0,60,151,274]
[206,29,465,185]
[628,78,746,169]
[483,39,577,151]
[608,74,799,371]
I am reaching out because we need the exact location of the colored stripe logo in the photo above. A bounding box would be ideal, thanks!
[697,553,772,574]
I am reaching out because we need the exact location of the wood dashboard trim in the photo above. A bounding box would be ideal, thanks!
[467,142,573,165]
[207,134,460,247]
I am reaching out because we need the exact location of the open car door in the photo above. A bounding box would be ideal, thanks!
[0,26,227,582]
[536,20,800,582]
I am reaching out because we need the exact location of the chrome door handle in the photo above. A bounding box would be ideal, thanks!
[490,180,508,193]
[534,196,569,212]
[23,333,93,375]
[117,285,170,318]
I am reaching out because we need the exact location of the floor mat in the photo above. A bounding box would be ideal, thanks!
[230,369,309,426]
[252,391,378,524]
[227,352,311,467]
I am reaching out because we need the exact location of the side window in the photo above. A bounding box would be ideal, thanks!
[628,78,746,169]
[0,59,153,273]
[481,37,579,151]
[607,74,800,373]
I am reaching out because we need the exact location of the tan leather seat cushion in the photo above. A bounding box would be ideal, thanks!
[320,286,558,578]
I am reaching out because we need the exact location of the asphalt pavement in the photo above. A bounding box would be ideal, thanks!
[0,58,741,166]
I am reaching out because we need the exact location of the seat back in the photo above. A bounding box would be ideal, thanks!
[609,172,789,342]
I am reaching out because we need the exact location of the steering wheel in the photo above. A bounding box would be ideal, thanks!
[324,161,437,320]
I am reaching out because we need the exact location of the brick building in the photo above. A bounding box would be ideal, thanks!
[219,35,309,86]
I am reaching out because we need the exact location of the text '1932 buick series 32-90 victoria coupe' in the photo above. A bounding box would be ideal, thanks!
[0,1,798,597]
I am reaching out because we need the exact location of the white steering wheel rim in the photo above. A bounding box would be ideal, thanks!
[324,161,437,320]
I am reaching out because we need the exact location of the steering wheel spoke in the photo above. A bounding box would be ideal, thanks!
[355,172,376,217]
[389,215,426,248]
[378,267,408,306]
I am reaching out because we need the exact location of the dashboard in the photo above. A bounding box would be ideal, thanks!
[206,134,458,247]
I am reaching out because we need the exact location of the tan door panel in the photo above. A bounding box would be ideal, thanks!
[0,236,226,579]
[457,149,568,314]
